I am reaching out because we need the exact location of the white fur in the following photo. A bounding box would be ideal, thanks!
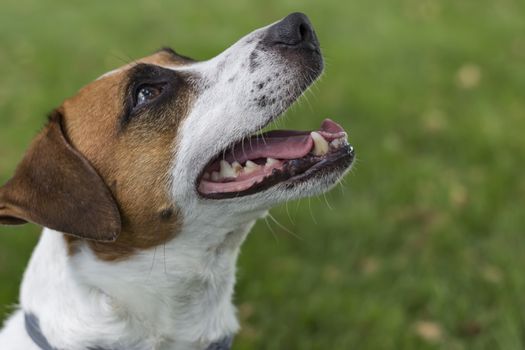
[0,17,349,350]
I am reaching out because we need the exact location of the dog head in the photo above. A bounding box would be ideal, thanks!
[0,13,354,260]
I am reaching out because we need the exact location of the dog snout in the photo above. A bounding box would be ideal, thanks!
[264,12,320,52]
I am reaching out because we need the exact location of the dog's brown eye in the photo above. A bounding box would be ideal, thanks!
[136,85,163,107]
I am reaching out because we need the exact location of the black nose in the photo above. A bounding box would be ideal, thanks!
[264,12,320,51]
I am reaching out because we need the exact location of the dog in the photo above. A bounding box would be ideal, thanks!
[0,12,354,350]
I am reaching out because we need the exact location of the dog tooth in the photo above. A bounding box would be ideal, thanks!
[232,161,243,175]
[211,171,221,182]
[220,160,236,178]
[245,160,258,168]
[202,172,211,180]
[244,167,259,174]
[266,157,279,166]
[311,132,329,156]
[244,160,260,174]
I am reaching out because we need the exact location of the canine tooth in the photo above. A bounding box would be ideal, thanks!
[311,132,329,156]
[232,161,243,175]
[244,160,259,174]
[220,160,236,178]
[211,171,221,182]
[202,172,211,180]
[266,158,279,166]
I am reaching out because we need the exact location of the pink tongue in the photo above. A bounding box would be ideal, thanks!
[208,118,346,170]
[224,134,313,165]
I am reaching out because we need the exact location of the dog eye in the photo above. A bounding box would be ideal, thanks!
[135,85,163,107]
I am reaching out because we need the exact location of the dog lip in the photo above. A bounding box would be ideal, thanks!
[286,145,355,184]
[196,119,353,198]
[198,144,354,200]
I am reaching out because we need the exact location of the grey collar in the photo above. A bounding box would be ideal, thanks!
[25,313,233,350]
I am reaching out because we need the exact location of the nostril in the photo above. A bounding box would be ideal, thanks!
[298,23,309,41]
[264,12,319,49]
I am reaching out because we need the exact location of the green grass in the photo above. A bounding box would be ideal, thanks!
[1,0,524,349]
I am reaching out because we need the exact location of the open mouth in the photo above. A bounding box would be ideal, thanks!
[197,119,354,199]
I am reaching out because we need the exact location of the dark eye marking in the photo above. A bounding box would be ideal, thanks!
[120,63,184,129]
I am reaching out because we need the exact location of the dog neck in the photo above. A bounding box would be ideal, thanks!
[19,210,266,350]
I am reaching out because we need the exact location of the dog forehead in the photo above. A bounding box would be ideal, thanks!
[61,50,191,132]
[96,49,191,81]
[141,48,193,66]
[62,50,190,109]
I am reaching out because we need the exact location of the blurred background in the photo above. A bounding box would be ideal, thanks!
[0,0,524,349]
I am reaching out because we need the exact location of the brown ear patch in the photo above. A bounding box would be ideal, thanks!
[0,113,121,241]
[0,208,27,225]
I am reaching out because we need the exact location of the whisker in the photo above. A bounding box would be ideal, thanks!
[148,246,158,278]
[308,197,318,224]
[285,200,296,225]
[322,192,334,211]
[163,242,168,275]
[267,213,302,240]
[264,216,279,244]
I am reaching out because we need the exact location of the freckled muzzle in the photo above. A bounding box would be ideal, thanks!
[194,13,351,199]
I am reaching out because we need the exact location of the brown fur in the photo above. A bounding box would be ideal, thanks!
[0,114,121,241]
[1,51,195,261]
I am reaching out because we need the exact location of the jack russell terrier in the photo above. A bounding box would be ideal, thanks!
[0,12,354,350]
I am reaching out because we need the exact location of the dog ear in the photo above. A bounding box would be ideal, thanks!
[0,112,121,241]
